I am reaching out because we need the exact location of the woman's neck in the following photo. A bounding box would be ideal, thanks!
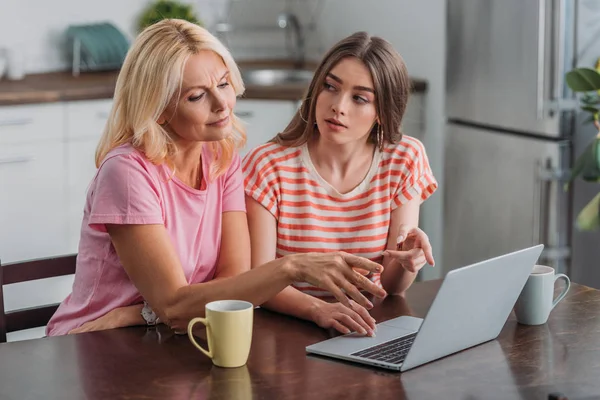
[172,141,205,189]
[307,136,376,194]
[308,136,375,178]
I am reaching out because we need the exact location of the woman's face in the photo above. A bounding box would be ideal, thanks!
[314,57,378,146]
[160,50,236,143]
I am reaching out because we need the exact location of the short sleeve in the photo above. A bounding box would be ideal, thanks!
[242,145,279,218]
[88,154,164,232]
[222,153,246,212]
[392,138,438,209]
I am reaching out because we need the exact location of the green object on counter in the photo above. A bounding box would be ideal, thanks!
[137,0,202,33]
[66,22,130,73]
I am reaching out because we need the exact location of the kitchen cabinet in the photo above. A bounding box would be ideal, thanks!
[0,103,74,342]
[0,103,69,263]
[235,99,298,157]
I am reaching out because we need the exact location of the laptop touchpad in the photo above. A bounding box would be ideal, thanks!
[380,316,423,331]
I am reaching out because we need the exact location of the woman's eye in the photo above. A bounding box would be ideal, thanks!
[189,93,205,102]
[354,95,368,103]
[218,82,230,88]
[323,82,336,91]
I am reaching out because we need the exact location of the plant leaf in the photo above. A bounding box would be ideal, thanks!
[582,138,600,181]
[576,192,600,231]
[582,95,600,106]
[565,139,595,190]
[566,68,600,92]
[582,106,600,114]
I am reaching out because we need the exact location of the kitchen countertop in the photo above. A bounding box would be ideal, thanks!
[0,60,427,107]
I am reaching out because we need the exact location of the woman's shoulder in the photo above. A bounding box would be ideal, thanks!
[242,142,303,171]
[381,135,428,163]
[97,144,157,177]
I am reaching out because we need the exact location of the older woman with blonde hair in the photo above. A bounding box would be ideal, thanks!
[46,19,385,336]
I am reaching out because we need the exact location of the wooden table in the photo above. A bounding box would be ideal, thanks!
[0,280,598,400]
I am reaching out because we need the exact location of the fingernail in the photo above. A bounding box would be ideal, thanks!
[396,235,404,244]
[367,301,374,309]
[369,330,376,337]
[360,328,367,335]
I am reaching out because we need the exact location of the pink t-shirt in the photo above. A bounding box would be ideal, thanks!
[46,144,245,336]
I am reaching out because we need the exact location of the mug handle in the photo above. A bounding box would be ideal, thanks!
[551,274,571,310]
[187,317,213,359]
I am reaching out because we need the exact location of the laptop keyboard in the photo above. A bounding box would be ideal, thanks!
[350,332,417,365]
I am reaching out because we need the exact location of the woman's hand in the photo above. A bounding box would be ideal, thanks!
[285,251,387,310]
[310,299,377,336]
[384,225,435,273]
[68,304,144,334]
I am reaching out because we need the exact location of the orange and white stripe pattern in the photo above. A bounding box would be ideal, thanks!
[242,136,438,298]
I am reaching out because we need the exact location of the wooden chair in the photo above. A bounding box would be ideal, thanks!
[0,254,77,342]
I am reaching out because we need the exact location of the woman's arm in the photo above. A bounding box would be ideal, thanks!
[69,211,252,334]
[86,220,383,333]
[246,196,378,336]
[380,197,434,295]
[246,196,323,319]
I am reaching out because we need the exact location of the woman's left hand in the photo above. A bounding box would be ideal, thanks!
[383,225,435,273]
[68,304,144,334]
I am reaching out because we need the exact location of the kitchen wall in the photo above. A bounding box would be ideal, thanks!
[0,0,215,74]
[313,0,447,280]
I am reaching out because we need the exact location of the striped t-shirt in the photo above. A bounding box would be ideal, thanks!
[242,136,438,298]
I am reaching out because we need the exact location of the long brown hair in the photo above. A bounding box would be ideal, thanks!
[272,31,411,149]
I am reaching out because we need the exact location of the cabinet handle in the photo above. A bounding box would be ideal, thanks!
[0,156,35,164]
[0,118,34,127]
[236,111,254,118]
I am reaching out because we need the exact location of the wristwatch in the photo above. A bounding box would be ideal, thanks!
[141,301,159,326]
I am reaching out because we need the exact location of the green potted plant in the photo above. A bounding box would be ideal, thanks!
[565,64,600,230]
[137,0,202,33]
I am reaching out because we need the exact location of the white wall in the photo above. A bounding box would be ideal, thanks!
[313,0,446,280]
[0,0,217,74]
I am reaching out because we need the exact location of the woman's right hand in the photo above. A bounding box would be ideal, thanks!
[310,299,377,336]
[284,251,387,310]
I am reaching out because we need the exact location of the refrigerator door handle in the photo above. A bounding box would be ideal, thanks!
[536,0,547,120]
[551,0,567,113]
[532,159,544,244]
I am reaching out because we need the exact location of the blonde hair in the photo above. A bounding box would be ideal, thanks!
[95,19,246,179]
[273,31,411,149]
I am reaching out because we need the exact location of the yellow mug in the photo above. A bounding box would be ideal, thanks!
[187,300,254,368]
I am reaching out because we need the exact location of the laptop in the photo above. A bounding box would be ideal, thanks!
[305,244,544,372]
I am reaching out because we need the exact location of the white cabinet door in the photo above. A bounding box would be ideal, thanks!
[0,142,69,263]
[65,100,112,252]
[235,100,298,157]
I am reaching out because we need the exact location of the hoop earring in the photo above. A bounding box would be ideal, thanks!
[377,124,383,150]
[299,99,310,124]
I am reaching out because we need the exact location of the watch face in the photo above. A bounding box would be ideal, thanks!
[142,304,157,324]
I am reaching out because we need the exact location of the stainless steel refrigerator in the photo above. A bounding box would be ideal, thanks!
[445,0,600,286]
